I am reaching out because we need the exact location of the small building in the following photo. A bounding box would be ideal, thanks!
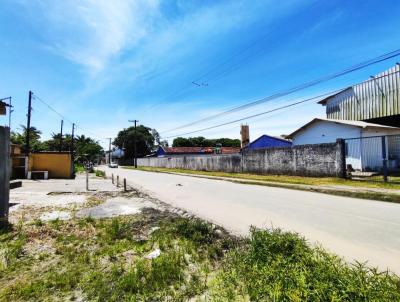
[245,134,292,150]
[287,118,400,171]
[28,152,74,179]
[156,146,240,157]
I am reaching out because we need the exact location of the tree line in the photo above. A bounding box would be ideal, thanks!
[11,125,103,163]
[172,136,240,147]
[11,124,241,163]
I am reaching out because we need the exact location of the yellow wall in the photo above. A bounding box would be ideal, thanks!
[29,153,73,178]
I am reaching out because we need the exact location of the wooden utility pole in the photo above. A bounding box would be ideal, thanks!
[60,119,64,152]
[71,123,75,152]
[25,91,33,155]
[128,120,139,168]
[106,138,112,164]
[71,123,75,177]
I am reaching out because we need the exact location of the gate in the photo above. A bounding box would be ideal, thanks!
[344,134,400,183]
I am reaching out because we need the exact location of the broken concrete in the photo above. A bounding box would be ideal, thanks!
[77,196,156,219]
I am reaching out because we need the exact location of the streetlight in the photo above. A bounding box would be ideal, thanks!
[0,97,12,130]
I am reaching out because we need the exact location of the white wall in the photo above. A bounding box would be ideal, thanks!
[292,121,361,145]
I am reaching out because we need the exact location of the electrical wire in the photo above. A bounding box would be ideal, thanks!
[161,90,338,139]
[32,93,107,142]
[161,68,400,139]
[160,49,400,134]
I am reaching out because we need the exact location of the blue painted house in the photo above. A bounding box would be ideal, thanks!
[246,135,292,150]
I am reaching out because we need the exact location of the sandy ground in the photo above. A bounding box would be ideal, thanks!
[8,174,163,223]
[99,166,400,275]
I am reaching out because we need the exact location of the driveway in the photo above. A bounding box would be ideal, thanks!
[100,166,400,274]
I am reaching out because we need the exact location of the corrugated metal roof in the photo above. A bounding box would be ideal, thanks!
[317,88,351,105]
[318,64,400,120]
[287,118,400,139]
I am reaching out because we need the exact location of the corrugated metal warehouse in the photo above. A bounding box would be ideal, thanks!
[318,64,400,126]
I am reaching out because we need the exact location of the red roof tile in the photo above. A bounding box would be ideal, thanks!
[220,147,241,154]
[163,146,241,155]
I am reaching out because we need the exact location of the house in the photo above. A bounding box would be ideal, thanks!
[245,134,292,150]
[318,63,400,126]
[286,118,400,171]
[156,146,240,157]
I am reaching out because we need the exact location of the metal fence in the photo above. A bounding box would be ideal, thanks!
[344,134,400,183]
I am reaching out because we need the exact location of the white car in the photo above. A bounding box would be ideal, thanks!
[108,162,118,168]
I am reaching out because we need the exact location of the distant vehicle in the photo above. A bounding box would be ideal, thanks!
[108,162,118,168]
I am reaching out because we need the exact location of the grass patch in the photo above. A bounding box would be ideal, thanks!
[211,228,400,301]
[95,169,106,178]
[74,164,85,173]
[0,211,231,301]
[128,166,400,189]
[1,211,399,301]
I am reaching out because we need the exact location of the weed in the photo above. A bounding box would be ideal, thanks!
[74,164,85,173]
[1,213,399,301]
[211,228,400,301]
[95,169,106,178]
[49,218,62,230]
[31,218,43,227]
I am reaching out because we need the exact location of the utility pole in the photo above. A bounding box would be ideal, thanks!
[71,123,75,152]
[71,123,75,177]
[25,91,33,155]
[106,138,112,164]
[8,97,12,131]
[60,119,64,152]
[128,120,139,168]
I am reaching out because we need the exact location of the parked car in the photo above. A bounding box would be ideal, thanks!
[108,162,118,168]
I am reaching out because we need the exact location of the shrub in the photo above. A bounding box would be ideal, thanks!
[95,170,105,178]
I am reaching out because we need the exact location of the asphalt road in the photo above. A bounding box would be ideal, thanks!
[101,166,400,274]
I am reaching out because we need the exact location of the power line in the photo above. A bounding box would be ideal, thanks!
[161,91,337,139]
[161,69,400,139]
[32,92,107,142]
[144,29,285,114]
[161,49,400,134]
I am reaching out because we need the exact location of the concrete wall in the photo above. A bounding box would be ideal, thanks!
[29,152,73,178]
[138,154,242,173]
[137,141,345,177]
[0,127,10,225]
[242,142,344,177]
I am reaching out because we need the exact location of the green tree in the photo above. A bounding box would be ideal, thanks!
[42,133,73,151]
[10,125,46,152]
[172,136,240,147]
[74,135,103,163]
[113,125,156,158]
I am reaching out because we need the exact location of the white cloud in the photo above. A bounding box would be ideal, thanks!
[32,0,160,74]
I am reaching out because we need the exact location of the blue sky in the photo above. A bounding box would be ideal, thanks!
[1,0,399,148]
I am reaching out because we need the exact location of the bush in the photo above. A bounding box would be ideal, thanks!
[95,170,105,178]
